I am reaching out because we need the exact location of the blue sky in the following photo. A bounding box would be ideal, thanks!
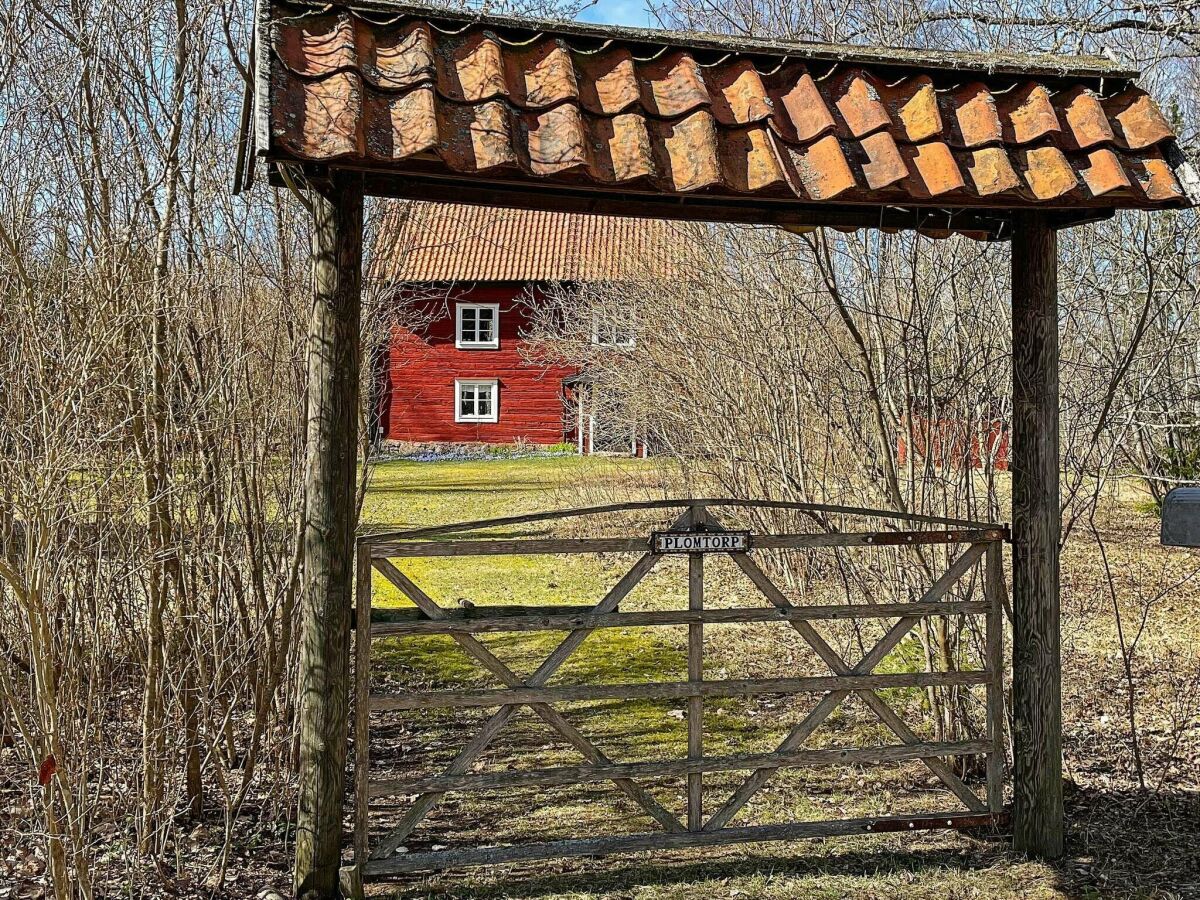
[575,0,653,27]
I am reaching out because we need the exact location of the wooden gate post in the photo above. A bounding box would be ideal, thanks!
[1010,212,1064,859]
[295,169,364,898]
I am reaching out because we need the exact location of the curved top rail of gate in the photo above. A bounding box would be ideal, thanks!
[359,498,1005,543]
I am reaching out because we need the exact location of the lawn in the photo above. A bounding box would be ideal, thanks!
[358,456,1200,899]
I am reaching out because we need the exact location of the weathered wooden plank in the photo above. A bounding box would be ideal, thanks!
[370,670,990,711]
[361,810,1006,877]
[1011,211,1063,858]
[294,170,362,899]
[368,600,992,636]
[371,537,646,557]
[687,506,705,830]
[985,542,1006,813]
[353,545,372,869]
[370,739,994,796]
[360,499,1000,543]
[368,529,1006,558]
[369,603,596,625]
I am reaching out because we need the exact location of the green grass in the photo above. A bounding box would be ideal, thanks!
[361,455,663,534]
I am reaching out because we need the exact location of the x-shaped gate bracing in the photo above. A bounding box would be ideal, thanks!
[352,500,1008,880]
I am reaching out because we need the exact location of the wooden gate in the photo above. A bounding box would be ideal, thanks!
[352,500,1008,882]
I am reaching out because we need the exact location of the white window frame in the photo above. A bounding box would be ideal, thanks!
[456,302,500,350]
[454,379,499,423]
[591,311,636,350]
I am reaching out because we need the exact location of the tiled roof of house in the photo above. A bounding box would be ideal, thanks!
[373,202,682,282]
[259,0,1193,238]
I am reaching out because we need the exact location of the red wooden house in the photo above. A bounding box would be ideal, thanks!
[896,412,1010,471]
[372,203,673,450]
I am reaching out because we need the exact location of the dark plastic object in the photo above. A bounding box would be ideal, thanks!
[1161,487,1200,547]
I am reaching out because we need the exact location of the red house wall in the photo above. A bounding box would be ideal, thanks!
[379,284,577,445]
[896,416,1010,471]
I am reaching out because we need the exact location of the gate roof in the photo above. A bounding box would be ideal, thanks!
[247,0,1195,238]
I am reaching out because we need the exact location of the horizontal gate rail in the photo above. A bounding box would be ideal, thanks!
[351,499,1010,882]
[362,497,999,543]
[368,527,1006,558]
[370,599,991,635]
[370,739,994,796]
[370,670,991,711]
[361,811,1007,878]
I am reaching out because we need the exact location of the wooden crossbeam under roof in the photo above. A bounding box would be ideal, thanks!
[243,0,1196,238]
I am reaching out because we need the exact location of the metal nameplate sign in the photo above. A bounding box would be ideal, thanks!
[651,531,751,554]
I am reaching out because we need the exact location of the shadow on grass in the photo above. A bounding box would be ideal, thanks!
[372,841,1014,899]
[1052,784,1200,897]
[361,784,1200,898]
[366,482,559,496]
[360,527,559,540]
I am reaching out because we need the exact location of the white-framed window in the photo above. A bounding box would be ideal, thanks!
[591,311,636,349]
[456,303,500,349]
[455,379,499,423]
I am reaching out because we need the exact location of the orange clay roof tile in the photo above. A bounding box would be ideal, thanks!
[708,59,774,126]
[653,110,723,191]
[963,146,1022,196]
[1054,86,1115,150]
[366,85,438,159]
[264,1,1191,233]
[576,48,641,115]
[525,102,590,175]
[998,83,1061,145]
[859,130,908,190]
[370,23,436,90]
[1132,154,1185,201]
[946,83,1003,148]
[782,134,857,199]
[512,41,579,108]
[765,65,836,143]
[721,126,786,192]
[640,51,711,119]
[1104,89,1174,150]
[439,32,507,103]
[882,76,942,143]
[592,112,656,181]
[829,70,892,138]
[1078,148,1131,197]
[1021,145,1079,200]
[903,141,966,197]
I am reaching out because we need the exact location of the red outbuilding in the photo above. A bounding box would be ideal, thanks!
[372,203,674,451]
